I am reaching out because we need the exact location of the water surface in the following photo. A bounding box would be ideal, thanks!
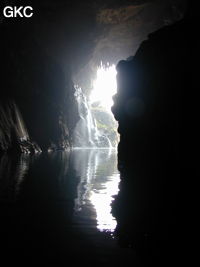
[0,149,132,265]
[72,148,120,233]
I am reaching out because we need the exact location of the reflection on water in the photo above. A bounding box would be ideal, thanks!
[0,149,136,265]
[90,175,120,232]
[72,148,120,233]
[0,153,30,202]
[0,149,120,234]
[0,149,128,265]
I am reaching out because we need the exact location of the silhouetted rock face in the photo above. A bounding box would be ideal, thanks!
[113,21,186,168]
[112,11,197,263]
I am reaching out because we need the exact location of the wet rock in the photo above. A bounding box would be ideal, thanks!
[0,100,39,154]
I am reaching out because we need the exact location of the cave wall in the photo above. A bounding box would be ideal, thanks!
[74,0,186,94]
[111,4,197,262]
[0,20,79,152]
[0,2,81,153]
[0,0,186,153]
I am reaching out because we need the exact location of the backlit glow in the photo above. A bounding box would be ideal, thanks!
[90,173,120,233]
[90,64,117,111]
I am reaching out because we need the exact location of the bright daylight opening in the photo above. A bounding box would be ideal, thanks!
[73,62,119,148]
[90,63,117,112]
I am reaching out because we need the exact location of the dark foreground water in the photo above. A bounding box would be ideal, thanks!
[0,149,133,266]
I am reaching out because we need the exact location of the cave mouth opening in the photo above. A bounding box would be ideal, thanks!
[73,62,119,148]
[90,63,117,113]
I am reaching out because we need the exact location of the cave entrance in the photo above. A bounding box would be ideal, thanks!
[90,63,117,113]
[73,63,119,148]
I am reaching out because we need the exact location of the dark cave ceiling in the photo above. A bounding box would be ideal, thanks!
[0,0,187,93]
